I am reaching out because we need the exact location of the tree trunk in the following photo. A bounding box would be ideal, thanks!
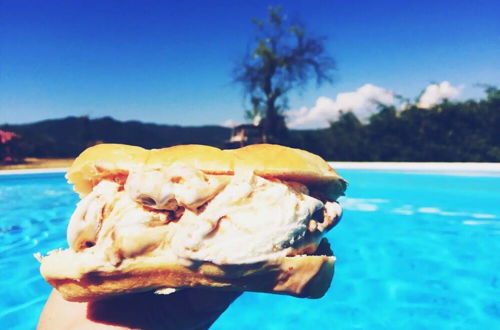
[263,98,278,143]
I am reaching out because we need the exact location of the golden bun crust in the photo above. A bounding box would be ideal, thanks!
[66,144,148,196]
[227,144,343,184]
[40,240,335,301]
[147,145,233,174]
[67,143,346,197]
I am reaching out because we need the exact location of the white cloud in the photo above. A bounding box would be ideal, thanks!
[417,81,463,109]
[221,119,237,127]
[287,84,397,129]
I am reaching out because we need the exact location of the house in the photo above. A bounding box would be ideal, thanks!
[225,123,263,149]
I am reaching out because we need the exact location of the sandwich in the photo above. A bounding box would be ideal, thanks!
[37,143,347,301]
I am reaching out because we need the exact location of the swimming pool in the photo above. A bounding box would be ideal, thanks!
[1,170,499,329]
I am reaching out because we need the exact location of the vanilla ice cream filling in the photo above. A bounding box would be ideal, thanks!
[66,164,342,267]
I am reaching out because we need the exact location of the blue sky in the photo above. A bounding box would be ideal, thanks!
[1,0,499,127]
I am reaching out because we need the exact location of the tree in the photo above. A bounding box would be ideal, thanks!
[233,6,335,143]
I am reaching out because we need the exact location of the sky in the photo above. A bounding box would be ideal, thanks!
[1,0,499,128]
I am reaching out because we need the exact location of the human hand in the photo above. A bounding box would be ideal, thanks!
[38,288,241,330]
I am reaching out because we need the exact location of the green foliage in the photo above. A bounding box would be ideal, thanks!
[234,6,335,143]
[287,87,500,161]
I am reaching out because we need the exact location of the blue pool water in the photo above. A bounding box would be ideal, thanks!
[1,170,499,329]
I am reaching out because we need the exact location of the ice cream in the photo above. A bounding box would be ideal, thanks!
[65,164,342,269]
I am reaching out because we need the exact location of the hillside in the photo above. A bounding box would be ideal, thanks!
[1,116,231,158]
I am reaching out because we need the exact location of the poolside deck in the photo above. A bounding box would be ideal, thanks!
[1,158,499,176]
[0,158,74,171]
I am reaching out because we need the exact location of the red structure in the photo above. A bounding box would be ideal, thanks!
[0,129,20,163]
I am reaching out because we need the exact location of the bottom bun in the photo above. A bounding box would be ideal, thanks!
[39,239,335,302]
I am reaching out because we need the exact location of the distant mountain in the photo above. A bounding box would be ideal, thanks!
[1,116,231,158]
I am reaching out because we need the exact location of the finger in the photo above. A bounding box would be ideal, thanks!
[186,288,242,314]
[38,290,88,330]
[87,289,241,330]
[150,288,242,329]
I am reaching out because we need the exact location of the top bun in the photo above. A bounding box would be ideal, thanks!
[227,144,342,184]
[66,144,148,196]
[148,145,233,174]
[66,143,346,197]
